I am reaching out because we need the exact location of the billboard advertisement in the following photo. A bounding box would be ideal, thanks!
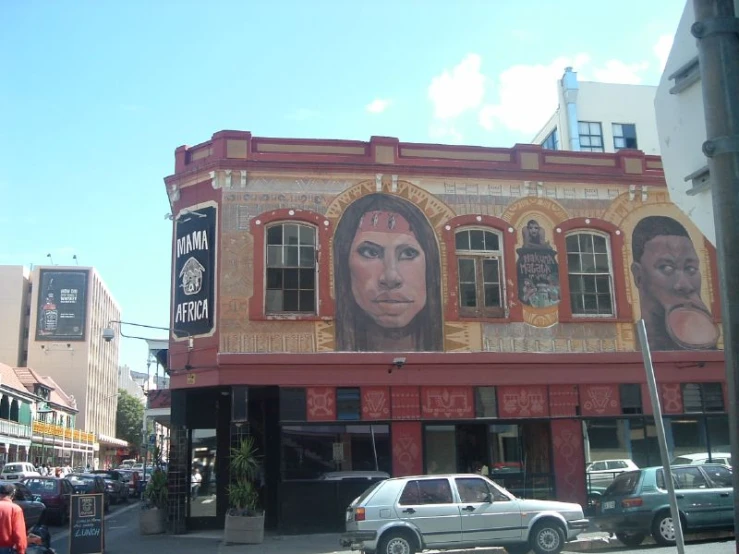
[36,269,89,341]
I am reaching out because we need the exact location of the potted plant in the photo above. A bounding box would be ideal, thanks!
[224,436,264,544]
[140,448,168,535]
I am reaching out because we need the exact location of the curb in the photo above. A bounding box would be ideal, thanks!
[564,530,735,552]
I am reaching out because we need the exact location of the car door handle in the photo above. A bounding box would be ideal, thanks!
[676,494,684,499]
[462,505,476,512]
[720,493,730,497]
[402,508,416,514]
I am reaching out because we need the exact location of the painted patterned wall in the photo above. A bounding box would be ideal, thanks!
[217,173,721,354]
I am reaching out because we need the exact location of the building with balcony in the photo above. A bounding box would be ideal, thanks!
[163,131,727,533]
[532,68,660,156]
[0,364,35,464]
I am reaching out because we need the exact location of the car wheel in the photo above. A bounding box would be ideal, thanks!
[615,532,646,547]
[530,521,565,554]
[651,511,678,546]
[505,543,532,554]
[377,530,417,554]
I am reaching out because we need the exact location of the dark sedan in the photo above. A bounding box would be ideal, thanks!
[23,477,73,524]
[67,474,110,512]
[10,482,46,528]
[91,470,129,504]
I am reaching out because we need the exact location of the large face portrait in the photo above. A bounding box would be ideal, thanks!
[334,194,443,352]
[631,216,718,351]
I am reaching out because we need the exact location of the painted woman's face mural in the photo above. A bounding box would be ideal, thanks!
[348,212,427,328]
[631,215,719,351]
[334,194,443,352]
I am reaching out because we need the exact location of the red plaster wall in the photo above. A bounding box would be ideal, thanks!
[551,419,586,506]
[421,386,474,419]
[391,387,421,420]
[391,421,423,476]
[549,385,579,417]
[306,387,336,421]
[361,387,391,420]
[497,386,549,418]
[579,384,621,416]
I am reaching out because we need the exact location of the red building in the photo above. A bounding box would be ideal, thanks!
[163,131,727,533]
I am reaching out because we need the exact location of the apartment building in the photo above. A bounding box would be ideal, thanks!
[0,266,31,368]
[532,67,660,156]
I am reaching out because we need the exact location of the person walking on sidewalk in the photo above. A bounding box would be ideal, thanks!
[191,468,202,500]
[0,483,26,554]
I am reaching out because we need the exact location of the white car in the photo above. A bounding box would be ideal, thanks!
[671,452,732,466]
[0,462,40,481]
[586,459,638,484]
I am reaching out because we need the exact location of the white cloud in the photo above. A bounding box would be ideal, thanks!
[366,98,391,114]
[592,60,649,84]
[285,108,319,121]
[477,54,590,134]
[654,34,674,71]
[428,54,486,120]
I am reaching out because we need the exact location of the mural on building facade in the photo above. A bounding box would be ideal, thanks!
[630,215,719,351]
[517,219,560,308]
[333,193,444,352]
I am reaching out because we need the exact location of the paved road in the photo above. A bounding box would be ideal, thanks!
[573,537,737,554]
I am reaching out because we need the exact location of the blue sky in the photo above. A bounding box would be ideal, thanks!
[0,0,683,371]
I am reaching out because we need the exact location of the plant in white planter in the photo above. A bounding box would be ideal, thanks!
[224,436,264,544]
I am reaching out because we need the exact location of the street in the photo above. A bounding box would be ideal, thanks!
[39,503,736,554]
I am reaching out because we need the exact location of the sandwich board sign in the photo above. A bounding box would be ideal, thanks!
[69,493,104,553]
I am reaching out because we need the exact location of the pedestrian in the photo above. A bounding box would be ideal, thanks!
[0,483,26,554]
[190,468,202,500]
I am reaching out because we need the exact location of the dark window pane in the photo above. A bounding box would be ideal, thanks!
[458,259,476,283]
[266,290,282,312]
[483,259,499,283]
[623,124,637,139]
[475,387,497,418]
[399,482,421,505]
[267,245,282,267]
[484,232,500,251]
[581,254,595,272]
[460,284,477,307]
[299,226,315,246]
[568,253,581,272]
[595,275,611,293]
[583,295,597,312]
[280,388,306,421]
[583,276,596,293]
[336,388,360,421]
[299,247,315,267]
[417,479,453,504]
[566,235,579,253]
[283,290,299,311]
[682,383,703,412]
[299,290,315,312]
[484,285,500,307]
[592,235,607,253]
[469,230,485,250]
[267,225,283,245]
[266,268,282,289]
[285,246,299,266]
[569,275,583,293]
[455,231,469,250]
[582,235,594,253]
[299,269,315,289]
[703,383,724,412]
[598,294,613,314]
[620,384,642,414]
[284,224,299,245]
[626,137,638,148]
[284,269,299,290]
[595,254,610,272]
[571,294,584,314]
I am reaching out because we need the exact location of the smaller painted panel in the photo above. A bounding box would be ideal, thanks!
[497,386,549,418]
[549,385,579,417]
[421,387,474,419]
[659,383,684,414]
[306,387,336,421]
[391,421,422,476]
[551,419,587,506]
[580,384,621,416]
[361,387,391,420]
[391,387,421,420]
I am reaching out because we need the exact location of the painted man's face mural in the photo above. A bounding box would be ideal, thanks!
[348,212,427,328]
[334,193,443,352]
[631,216,719,350]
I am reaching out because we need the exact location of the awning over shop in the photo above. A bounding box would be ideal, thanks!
[0,436,31,449]
[97,434,128,448]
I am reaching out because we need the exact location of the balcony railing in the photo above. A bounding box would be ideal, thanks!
[32,421,95,444]
[0,418,32,439]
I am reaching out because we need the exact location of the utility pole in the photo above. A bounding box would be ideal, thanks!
[691,0,739,550]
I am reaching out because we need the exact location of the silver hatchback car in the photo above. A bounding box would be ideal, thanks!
[340,474,589,554]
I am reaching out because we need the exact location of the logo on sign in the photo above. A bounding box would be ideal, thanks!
[79,496,95,518]
[179,257,205,295]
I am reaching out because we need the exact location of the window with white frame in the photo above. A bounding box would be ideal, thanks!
[265,223,316,314]
[455,228,505,318]
[578,121,604,152]
[541,129,559,150]
[612,123,638,150]
[566,232,614,316]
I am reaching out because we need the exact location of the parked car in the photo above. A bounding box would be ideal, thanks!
[67,474,110,513]
[23,477,73,524]
[340,473,589,554]
[11,482,46,528]
[116,469,138,496]
[671,452,732,467]
[91,470,129,504]
[594,464,734,546]
[0,462,40,481]
[586,460,639,485]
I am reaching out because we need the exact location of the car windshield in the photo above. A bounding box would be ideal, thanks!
[24,479,57,493]
[2,464,24,473]
[671,456,695,465]
[69,476,95,486]
[604,471,640,496]
[94,472,116,479]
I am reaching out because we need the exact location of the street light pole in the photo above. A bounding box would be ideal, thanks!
[691,0,739,549]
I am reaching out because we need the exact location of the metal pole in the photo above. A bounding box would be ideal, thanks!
[637,320,685,554]
[370,425,379,471]
[691,1,739,550]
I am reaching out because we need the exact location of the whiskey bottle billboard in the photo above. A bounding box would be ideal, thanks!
[36,269,89,340]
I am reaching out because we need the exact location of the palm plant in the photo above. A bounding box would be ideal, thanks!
[228,436,262,516]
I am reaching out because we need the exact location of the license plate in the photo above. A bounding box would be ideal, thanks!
[602,501,615,510]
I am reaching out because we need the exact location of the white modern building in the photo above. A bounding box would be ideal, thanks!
[654,0,738,245]
[533,67,660,155]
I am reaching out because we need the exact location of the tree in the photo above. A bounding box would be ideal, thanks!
[116,389,145,457]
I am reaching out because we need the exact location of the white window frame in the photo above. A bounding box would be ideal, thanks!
[565,230,616,318]
[455,227,507,318]
[264,221,318,315]
[578,121,605,152]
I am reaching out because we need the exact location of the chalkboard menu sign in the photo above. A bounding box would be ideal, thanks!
[69,493,104,554]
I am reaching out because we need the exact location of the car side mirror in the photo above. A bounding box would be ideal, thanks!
[33,495,41,502]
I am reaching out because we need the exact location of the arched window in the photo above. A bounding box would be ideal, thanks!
[455,228,505,318]
[9,400,18,422]
[0,397,8,420]
[265,222,317,314]
[565,231,615,316]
